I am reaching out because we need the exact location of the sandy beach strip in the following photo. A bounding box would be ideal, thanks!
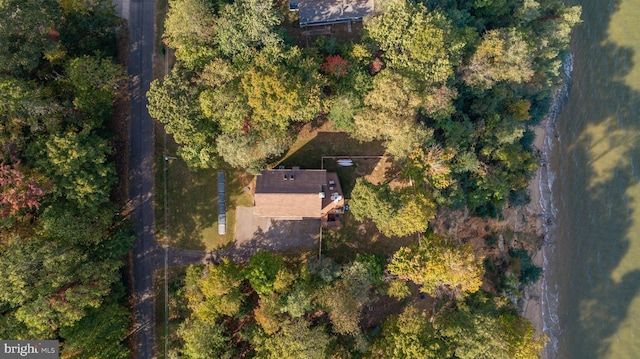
[521,123,549,342]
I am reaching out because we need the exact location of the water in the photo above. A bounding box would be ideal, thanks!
[543,0,640,358]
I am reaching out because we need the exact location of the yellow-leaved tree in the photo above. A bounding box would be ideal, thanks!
[388,235,484,296]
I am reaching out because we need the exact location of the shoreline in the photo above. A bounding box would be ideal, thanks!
[520,53,573,358]
[520,121,550,346]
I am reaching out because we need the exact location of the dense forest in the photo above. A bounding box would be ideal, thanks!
[149,0,580,217]
[150,0,580,357]
[168,243,543,358]
[0,0,132,357]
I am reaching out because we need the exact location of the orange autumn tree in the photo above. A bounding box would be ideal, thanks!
[321,54,349,80]
[0,163,45,218]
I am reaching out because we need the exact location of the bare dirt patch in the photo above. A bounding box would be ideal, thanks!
[360,294,404,331]
[430,203,543,294]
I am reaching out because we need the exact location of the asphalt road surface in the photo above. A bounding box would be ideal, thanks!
[121,0,214,356]
[125,0,161,357]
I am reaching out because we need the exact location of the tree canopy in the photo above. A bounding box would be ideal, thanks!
[349,178,436,237]
[152,0,580,214]
[388,236,484,296]
[0,0,133,355]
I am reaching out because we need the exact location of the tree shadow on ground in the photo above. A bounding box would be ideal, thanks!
[217,219,320,263]
[279,130,387,198]
[164,161,216,251]
[158,131,253,251]
[550,0,640,356]
[279,131,385,169]
[323,212,418,263]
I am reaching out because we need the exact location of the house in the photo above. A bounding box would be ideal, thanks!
[290,0,375,27]
[254,167,345,226]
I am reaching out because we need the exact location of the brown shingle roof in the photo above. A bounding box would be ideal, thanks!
[254,169,328,219]
[254,193,322,218]
[255,169,326,194]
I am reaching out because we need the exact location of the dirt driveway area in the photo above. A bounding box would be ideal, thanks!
[223,207,320,261]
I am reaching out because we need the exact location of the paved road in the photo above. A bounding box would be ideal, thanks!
[126,0,160,357]
[121,0,213,357]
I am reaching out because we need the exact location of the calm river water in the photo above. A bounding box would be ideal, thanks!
[544,0,640,357]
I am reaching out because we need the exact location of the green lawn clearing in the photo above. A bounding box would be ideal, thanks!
[322,211,418,263]
[278,121,385,169]
[154,124,253,251]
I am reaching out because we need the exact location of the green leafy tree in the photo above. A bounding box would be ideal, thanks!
[197,59,248,134]
[240,57,322,133]
[404,145,456,190]
[349,179,436,237]
[217,0,282,58]
[245,251,284,296]
[349,179,395,228]
[215,0,282,60]
[254,318,332,359]
[66,55,124,127]
[59,302,131,359]
[354,253,386,285]
[39,201,114,246]
[147,67,218,168]
[388,237,484,296]
[386,187,437,237]
[241,66,302,131]
[193,259,245,318]
[282,285,312,318]
[163,0,218,69]
[0,77,58,152]
[365,1,466,84]
[306,257,342,283]
[0,222,132,339]
[178,318,231,359]
[0,0,133,352]
[58,0,120,57]
[320,280,362,335]
[352,71,434,158]
[0,0,62,75]
[371,306,450,359]
[215,132,289,171]
[435,293,546,359]
[386,279,411,300]
[255,292,285,334]
[525,1,581,65]
[463,28,534,89]
[29,130,115,209]
[328,95,360,131]
[318,261,375,335]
